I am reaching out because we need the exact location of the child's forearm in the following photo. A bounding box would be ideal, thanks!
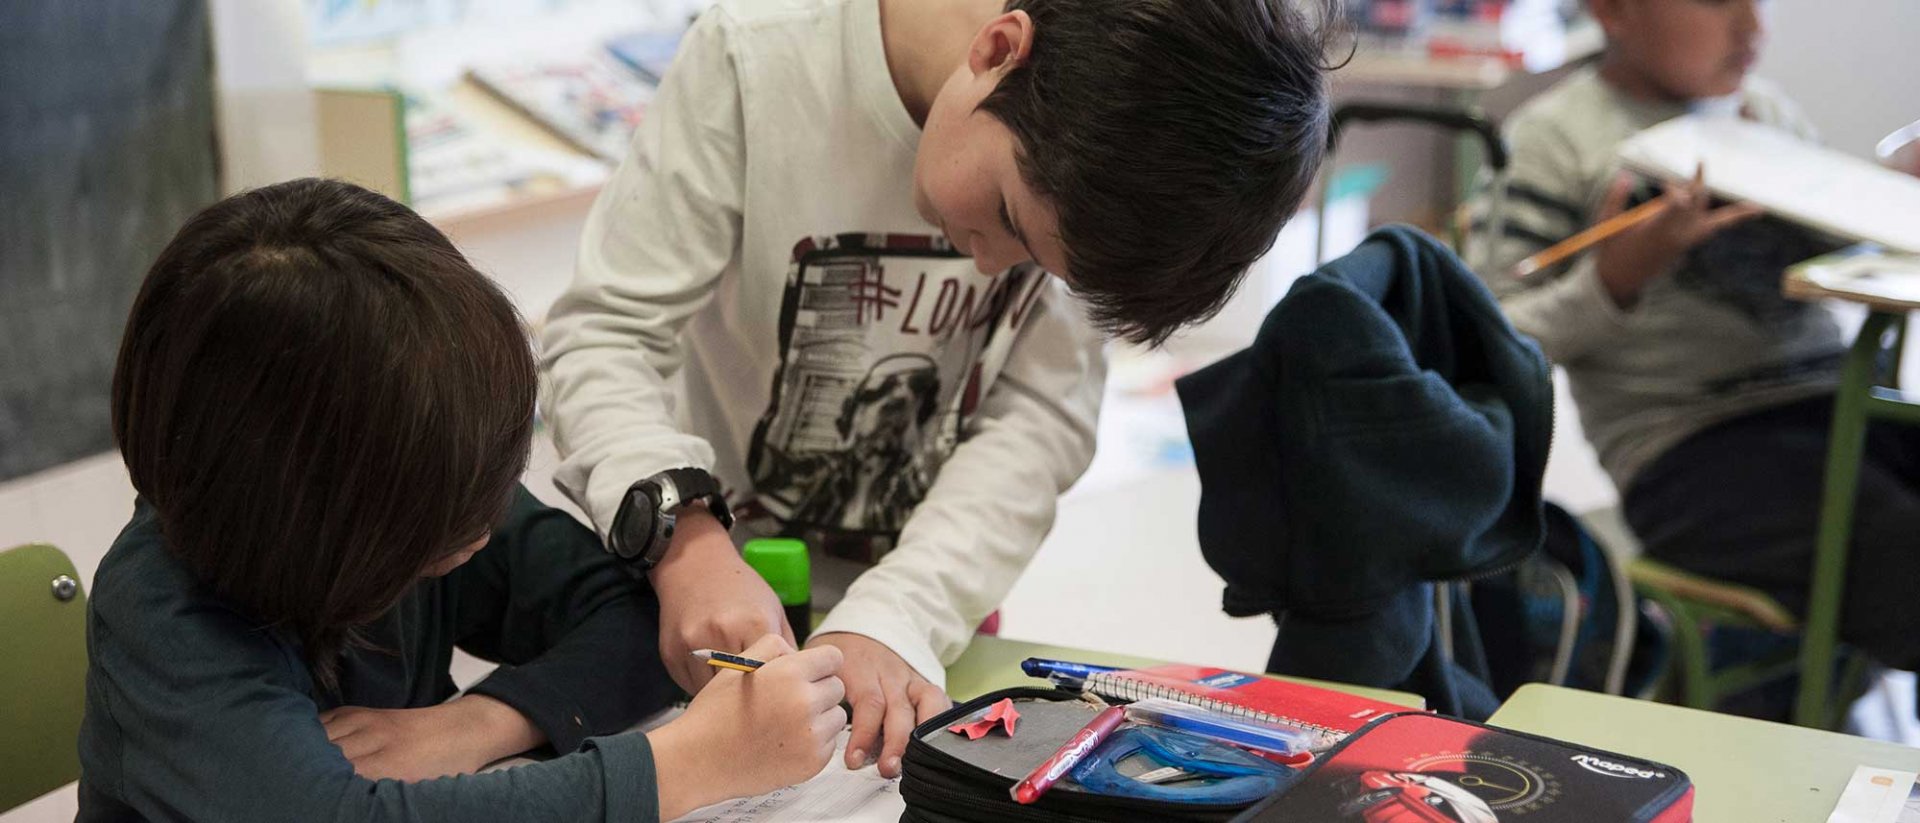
[319,694,551,782]
[453,694,549,767]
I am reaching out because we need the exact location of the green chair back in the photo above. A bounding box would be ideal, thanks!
[0,543,89,812]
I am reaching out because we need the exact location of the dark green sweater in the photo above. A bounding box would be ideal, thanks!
[77,486,679,822]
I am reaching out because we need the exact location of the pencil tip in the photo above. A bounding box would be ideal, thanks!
[1512,261,1538,278]
[689,649,715,660]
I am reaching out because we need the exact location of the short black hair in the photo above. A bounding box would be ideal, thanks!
[111,178,536,692]
[981,0,1341,345]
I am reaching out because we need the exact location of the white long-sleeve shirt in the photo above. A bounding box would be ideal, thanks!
[539,0,1105,687]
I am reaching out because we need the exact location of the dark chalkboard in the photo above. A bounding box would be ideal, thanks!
[0,1,220,481]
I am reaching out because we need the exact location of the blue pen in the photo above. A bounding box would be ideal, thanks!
[1020,657,1123,680]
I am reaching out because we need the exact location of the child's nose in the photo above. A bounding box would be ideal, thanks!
[969,235,1027,275]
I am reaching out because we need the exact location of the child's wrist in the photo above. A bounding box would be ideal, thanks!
[453,694,546,766]
[647,509,736,583]
[648,718,725,819]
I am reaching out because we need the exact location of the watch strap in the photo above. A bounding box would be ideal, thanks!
[659,467,734,531]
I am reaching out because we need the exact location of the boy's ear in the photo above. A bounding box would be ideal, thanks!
[967,10,1035,78]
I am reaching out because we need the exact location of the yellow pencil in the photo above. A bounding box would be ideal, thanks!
[692,648,766,674]
[1511,198,1669,278]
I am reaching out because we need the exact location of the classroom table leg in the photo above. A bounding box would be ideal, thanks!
[1795,311,1893,728]
[1890,318,1907,390]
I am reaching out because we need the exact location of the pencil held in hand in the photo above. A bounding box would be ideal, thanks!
[1511,197,1669,278]
[692,648,767,673]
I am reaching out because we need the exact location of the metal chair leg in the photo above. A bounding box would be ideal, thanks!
[1638,587,1717,710]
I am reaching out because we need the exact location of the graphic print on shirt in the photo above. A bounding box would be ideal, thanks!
[746,233,1048,553]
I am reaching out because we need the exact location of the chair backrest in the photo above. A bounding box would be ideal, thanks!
[1471,503,1669,700]
[0,543,89,812]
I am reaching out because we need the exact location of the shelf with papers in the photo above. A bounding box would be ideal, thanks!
[304,0,687,230]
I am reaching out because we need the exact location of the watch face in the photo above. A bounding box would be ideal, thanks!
[613,489,658,560]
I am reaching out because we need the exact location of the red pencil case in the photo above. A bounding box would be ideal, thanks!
[1234,712,1693,822]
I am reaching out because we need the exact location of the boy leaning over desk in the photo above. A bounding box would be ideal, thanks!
[1470,0,1920,716]
[541,0,1341,779]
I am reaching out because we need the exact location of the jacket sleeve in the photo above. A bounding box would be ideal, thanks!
[86,568,660,822]
[453,486,678,756]
[539,7,745,537]
[811,278,1105,686]
[1465,112,1630,365]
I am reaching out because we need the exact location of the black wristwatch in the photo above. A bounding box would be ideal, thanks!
[608,467,734,569]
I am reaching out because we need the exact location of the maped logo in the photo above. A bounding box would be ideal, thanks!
[1570,754,1667,780]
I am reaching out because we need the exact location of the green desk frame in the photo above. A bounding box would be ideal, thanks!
[1798,309,1919,728]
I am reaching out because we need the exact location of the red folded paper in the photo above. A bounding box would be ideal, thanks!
[947,697,1021,740]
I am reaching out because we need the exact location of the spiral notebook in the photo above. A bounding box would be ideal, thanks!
[1082,665,1405,745]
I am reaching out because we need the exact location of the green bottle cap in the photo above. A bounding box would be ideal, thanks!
[742,538,810,607]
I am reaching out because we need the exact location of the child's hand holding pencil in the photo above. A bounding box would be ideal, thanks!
[645,634,848,818]
[1515,164,1763,308]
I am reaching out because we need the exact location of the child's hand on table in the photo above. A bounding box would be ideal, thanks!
[807,632,952,778]
[1594,165,1764,307]
[648,505,796,694]
[649,634,847,819]
[320,693,544,782]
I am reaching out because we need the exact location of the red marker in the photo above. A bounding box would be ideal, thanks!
[1010,704,1127,805]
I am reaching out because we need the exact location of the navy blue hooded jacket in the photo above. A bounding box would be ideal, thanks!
[1176,226,1553,719]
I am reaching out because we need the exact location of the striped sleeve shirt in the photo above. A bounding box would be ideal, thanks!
[1466,67,1845,490]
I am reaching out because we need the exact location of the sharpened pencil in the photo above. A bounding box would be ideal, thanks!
[1511,198,1668,278]
[692,648,766,673]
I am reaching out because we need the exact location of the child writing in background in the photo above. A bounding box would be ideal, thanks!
[79,178,847,822]
[541,0,1338,778]
[1472,0,1920,714]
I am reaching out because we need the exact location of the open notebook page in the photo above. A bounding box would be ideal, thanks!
[669,729,903,823]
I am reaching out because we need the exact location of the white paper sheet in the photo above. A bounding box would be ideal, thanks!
[1828,765,1920,823]
[669,730,905,823]
[1618,116,1920,255]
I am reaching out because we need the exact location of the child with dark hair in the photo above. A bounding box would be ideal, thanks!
[82,178,847,822]
[542,0,1339,777]
[1471,0,1920,704]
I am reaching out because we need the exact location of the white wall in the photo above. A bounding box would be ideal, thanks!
[209,0,320,191]
[1754,0,1920,160]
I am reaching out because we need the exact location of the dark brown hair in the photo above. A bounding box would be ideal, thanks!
[980,0,1342,346]
[111,178,536,692]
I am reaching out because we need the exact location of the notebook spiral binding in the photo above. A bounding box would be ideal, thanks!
[1083,672,1344,746]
